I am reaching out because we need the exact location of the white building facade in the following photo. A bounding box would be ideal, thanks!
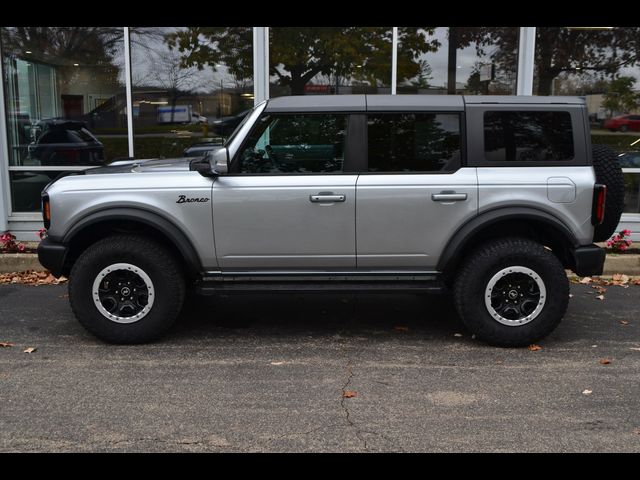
[1,26,639,240]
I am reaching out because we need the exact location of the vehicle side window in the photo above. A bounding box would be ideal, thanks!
[235,114,347,174]
[39,130,68,144]
[484,111,574,162]
[367,113,461,173]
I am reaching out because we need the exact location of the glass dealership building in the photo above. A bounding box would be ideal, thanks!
[1,26,639,240]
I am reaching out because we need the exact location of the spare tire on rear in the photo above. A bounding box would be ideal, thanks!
[591,144,625,242]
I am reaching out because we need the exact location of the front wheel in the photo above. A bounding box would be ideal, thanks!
[69,234,185,344]
[453,238,569,347]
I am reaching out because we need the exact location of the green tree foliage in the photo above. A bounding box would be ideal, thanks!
[602,76,640,115]
[166,27,440,95]
[458,27,640,95]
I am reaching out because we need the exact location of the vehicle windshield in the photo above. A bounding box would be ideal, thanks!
[224,105,258,147]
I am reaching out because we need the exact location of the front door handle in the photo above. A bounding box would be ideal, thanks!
[310,194,346,203]
[431,192,467,202]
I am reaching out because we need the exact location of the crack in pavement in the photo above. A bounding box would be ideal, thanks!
[339,360,406,453]
[340,361,373,451]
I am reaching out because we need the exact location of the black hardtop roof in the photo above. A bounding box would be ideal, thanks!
[263,94,586,113]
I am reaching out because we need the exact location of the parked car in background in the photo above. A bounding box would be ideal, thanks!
[157,105,207,125]
[211,109,250,136]
[603,114,640,132]
[182,141,223,157]
[28,119,104,166]
[618,151,640,168]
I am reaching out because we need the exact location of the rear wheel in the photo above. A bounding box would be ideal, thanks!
[453,238,569,347]
[69,234,185,344]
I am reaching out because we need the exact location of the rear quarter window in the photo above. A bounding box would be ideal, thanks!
[484,111,574,162]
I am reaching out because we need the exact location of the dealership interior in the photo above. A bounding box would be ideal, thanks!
[1,27,639,240]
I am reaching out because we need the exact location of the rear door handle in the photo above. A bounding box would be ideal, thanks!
[310,194,346,203]
[431,192,467,202]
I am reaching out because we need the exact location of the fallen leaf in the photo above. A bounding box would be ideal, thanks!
[393,326,409,332]
[629,347,640,351]
[0,342,14,348]
[453,333,463,337]
[599,358,611,365]
[0,270,67,285]
[528,344,542,351]
[620,320,629,326]
[23,347,36,354]
[582,389,593,395]
[596,295,605,301]
[580,277,592,284]
[342,391,358,398]
[612,273,630,285]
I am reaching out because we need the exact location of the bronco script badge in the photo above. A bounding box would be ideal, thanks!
[176,195,210,204]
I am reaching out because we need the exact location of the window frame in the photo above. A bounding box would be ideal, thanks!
[360,110,466,175]
[228,111,360,175]
[465,104,589,167]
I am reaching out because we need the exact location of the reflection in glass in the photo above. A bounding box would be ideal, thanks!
[268,27,393,97]
[236,114,346,173]
[397,27,518,95]
[368,113,461,172]
[623,173,640,213]
[1,27,128,167]
[534,27,640,129]
[130,27,253,159]
[10,171,65,212]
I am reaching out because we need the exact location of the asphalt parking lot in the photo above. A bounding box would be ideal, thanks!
[0,283,639,452]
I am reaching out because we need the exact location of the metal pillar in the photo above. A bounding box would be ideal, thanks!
[253,27,269,104]
[0,43,11,231]
[391,27,398,94]
[123,26,135,157]
[516,27,537,95]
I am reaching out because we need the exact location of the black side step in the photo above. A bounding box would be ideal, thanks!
[195,280,446,295]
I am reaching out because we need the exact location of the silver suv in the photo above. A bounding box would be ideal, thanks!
[37,95,624,346]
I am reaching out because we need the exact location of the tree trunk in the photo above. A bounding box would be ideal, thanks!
[290,74,307,95]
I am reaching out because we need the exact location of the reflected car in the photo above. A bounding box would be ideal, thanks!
[603,114,640,132]
[182,141,223,157]
[192,112,207,124]
[211,109,250,136]
[28,120,104,166]
[618,151,640,168]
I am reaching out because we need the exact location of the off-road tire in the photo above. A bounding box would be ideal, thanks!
[69,234,185,344]
[591,144,625,242]
[453,238,569,347]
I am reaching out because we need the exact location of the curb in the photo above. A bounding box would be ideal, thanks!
[0,254,43,273]
[2,252,640,276]
[602,254,640,275]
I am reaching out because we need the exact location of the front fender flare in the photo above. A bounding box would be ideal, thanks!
[54,207,203,276]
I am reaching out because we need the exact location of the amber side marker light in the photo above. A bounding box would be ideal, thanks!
[592,184,606,225]
[42,194,51,230]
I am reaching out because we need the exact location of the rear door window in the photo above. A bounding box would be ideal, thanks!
[483,111,574,162]
[367,113,462,172]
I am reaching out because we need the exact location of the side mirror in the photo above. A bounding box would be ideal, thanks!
[211,147,229,175]
[190,147,229,177]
